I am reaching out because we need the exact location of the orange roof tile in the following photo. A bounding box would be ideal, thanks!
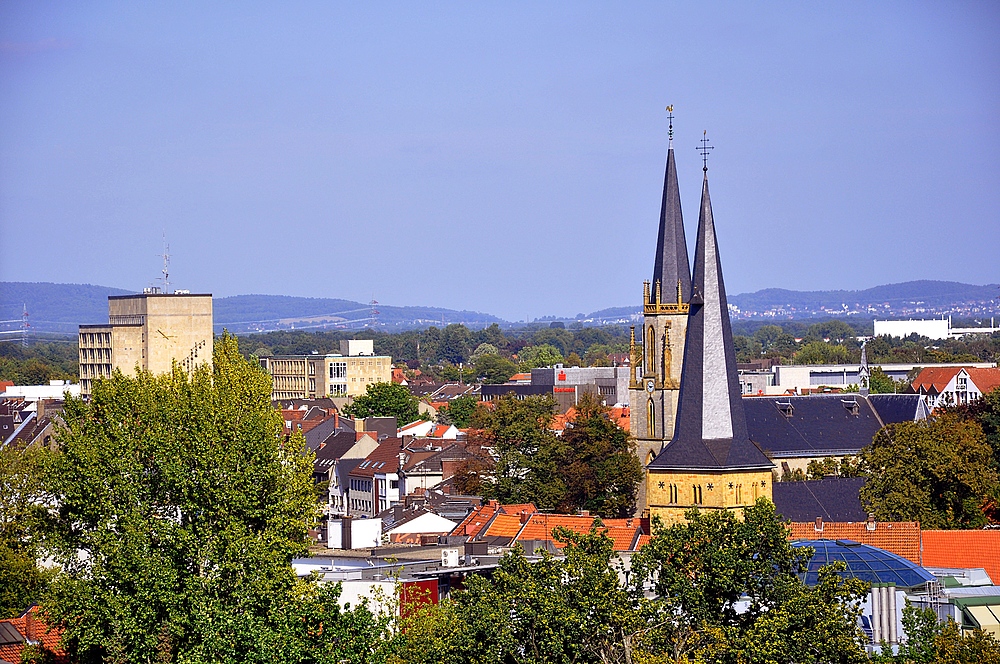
[483,514,524,539]
[451,501,499,538]
[911,366,965,393]
[968,368,1000,395]
[499,503,538,516]
[603,526,640,552]
[0,606,67,663]
[787,521,922,564]
[515,514,598,546]
[921,530,1000,584]
[635,534,651,550]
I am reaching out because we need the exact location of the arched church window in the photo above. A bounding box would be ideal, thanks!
[647,399,655,438]
[646,325,656,376]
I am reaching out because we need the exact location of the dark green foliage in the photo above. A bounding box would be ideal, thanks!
[343,381,421,425]
[557,395,643,517]
[436,394,480,428]
[859,413,999,528]
[0,444,51,618]
[463,395,641,517]
[631,500,869,664]
[0,341,78,383]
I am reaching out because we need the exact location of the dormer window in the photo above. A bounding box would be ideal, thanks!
[776,402,794,418]
[841,399,860,416]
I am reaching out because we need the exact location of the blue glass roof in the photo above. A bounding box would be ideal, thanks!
[792,539,937,589]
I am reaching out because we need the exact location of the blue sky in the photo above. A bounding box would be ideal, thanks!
[1,2,997,321]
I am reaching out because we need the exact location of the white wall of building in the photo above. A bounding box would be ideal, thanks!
[874,319,950,340]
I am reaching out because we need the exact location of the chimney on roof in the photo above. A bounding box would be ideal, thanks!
[579,510,590,518]
[520,511,532,525]
[334,412,339,429]
[814,516,824,532]
[867,513,877,531]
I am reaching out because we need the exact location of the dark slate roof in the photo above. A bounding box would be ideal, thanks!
[304,416,353,451]
[773,477,867,522]
[650,171,772,472]
[652,142,692,299]
[744,395,885,457]
[868,394,929,424]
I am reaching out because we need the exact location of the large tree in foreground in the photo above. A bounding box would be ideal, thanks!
[44,334,386,663]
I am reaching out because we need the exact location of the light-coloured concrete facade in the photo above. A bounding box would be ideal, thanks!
[260,346,392,401]
[79,291,213,395]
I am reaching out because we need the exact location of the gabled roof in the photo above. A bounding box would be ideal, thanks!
[921,530,1000,585]
[650,170,771,472]
[911,366,963,393]
[968,368,1000,395]
[0,606,67,663]
[744,395,884,457]
[349,438,403,478]
[867,393,930,423]
[772,477,867,522]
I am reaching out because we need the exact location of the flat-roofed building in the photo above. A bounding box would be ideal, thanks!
[78,289,213,396]
[259,339,392,401]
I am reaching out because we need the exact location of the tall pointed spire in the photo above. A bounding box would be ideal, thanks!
[651,108,691,302]
[650,166,772,472]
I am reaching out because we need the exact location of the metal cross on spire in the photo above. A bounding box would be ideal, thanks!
[666,105,675,145]
[697,130,714,172]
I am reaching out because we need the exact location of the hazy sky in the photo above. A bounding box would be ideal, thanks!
[1,2,998,321]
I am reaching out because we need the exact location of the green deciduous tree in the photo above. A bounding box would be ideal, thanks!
[472,354,518,384]
[390,529,653,664]
[42,334,378,663]
[557,395,643,518]
[436,394,480,428]
[0,444,51,618]
[468,394,565,510]
[517,344,564,369]
[343,381,420,425]
[859,413,1000,528]
[794,341,851,365]
[630,500,868,664]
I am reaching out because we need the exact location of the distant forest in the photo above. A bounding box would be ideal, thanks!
[3,318,999,386]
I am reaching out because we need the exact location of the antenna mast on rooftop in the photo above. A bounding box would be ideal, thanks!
[159,233,170,293]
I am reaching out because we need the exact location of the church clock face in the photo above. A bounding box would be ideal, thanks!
[646,379,655,393]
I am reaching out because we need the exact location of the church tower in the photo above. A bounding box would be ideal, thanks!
[646,146,774,526]
[630,110,692,512]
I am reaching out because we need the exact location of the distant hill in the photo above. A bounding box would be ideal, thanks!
[0,282,505,336]
[4,279,998,338]
[728,281,1000,312]
[579,280,1000,324]
[0,282,132,336]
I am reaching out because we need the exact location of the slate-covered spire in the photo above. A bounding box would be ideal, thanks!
[650,170,772,471]
[651,119,692,302]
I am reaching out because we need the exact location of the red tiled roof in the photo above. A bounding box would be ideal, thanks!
[482,514,524,539]
[635,534,651,550]
[911,366,965,393]
[515,514,598,545]
[921,530,1000,584]
[968,368,1000,396]
[788,521,922,564]
[499,503,537,516]
[0,605,67,663]
[603,526,641,552]
[451,500,500,538]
